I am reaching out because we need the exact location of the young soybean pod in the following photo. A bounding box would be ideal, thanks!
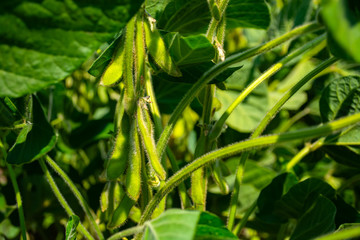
[106,113,131,180]
[100,39,125,86]
[137,99,166,180]
[107,187,135,229]
[125,119,142,201]
[143,14,181,77]
[135,11,146,96]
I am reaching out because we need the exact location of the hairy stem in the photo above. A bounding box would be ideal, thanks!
[107,225,145,240]
[140,112,360,224]
[45,156,104,240]
[39,159,94,240]
[156,22,323,160]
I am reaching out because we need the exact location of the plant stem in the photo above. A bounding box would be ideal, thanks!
[314,227,360,240]
[233,200,257,235]
[209,34,326,141]
[0,140,27,240]
[45,155,104,240]
[286,138,325,171]
[145,70,192,208]
[226,57,338,231]
[39,159,94,240]
[156,22,323,160]
[6,163,27,239]
[139,112,360,224]
[107,225,145,240]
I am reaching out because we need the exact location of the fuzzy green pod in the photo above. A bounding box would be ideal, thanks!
[106,113,131,180]
[137,101,166,180]
[143,16,181,77]
[100,41,124,86]
[125,119,142,201]
[107,194,135,229]
[100,182,110,212]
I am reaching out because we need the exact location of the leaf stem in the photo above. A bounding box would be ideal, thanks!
[39,159,94,240]
[227,57,338,230]
[156,22,323,160]
[45,155,104,240]
[107,225,145,240]
[140,112,360,224]
[0,140,27,240]
[209,34,326,141]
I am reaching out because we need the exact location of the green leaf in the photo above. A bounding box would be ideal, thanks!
[143,209,237,240]
[320,76,360,122]
[65,215,80,240]
[7,96,56,164]
[0,0,141,97]
[275,178,336,219]
[322,146,360,168]
[163,33,215,66]
[0,219,20,239]
[321,0,360,62]
[145,0,270,34]
[290,196,336,240]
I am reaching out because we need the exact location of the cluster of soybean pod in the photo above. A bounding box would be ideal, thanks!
[98,0,230,229]
[99,7,182,228]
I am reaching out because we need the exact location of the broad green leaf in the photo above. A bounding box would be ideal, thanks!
[290,196,336,240]
[325,125,360,145]
[163,33,215,66]
[321,0,360,62]
[0,219,20,239]
[275,178,336,219]
[7,96,56,164]
[144,17,181,77]
[319,76,360,122]
[322,146,360,168]
[65,215,80,240]
[0,0,141,97]
[145,0,270,34]
[257,173,298,224]
[143,209,237,240]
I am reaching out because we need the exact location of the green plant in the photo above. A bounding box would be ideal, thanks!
[1,0,360,239]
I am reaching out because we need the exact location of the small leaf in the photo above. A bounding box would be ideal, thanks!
[65,215,80,240]
[7,96,56,164]
[163,33,215,66]
[290,196,336,240]
[320,76,360,122]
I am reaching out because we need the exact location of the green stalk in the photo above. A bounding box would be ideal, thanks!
[227,57,338,231]
[139,112,360,224]
[314,227,360,240]
[107,225,145,240]
[209,34,326,141]
[0,140,27,240]
[45,155,104,240]
[286,138,325,171]
[6,163,27,239]
[145,68,192,208]
[39,159,94,240]
[156,22,323,160]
